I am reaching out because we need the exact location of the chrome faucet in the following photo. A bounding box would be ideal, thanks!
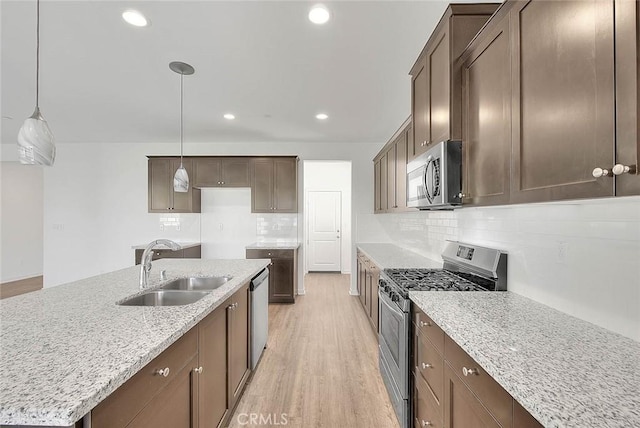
[139,239,182,289]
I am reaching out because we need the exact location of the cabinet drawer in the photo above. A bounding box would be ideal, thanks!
[413,305,444,354]
[414,373,444,428]
[415,328,444,410]
[444,335,512,428]
[246,249,294,259]
[91,327,198,428]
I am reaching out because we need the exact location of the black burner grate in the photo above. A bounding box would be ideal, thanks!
[383,268,491,292]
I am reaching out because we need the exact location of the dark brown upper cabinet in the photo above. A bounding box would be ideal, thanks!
[460,10,512,207]
[374,118,414,213]
[193,157,250,188]
[510,0,616,203]
[409,4,499,161]
[148,157,201,213]
[251,157,298,213]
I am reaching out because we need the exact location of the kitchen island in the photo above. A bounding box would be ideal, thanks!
[0,258,269,427]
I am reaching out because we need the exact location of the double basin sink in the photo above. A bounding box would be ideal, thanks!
[119,276,232,307]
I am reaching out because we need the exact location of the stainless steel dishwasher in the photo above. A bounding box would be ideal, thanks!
[250,268,269,370]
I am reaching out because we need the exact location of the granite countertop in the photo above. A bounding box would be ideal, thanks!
[0,258,269,426]
[131,242,201,250]
[409,291,640,428]
[356,243,442,269]
[246,242,300,250]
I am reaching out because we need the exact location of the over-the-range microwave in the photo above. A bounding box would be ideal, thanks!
[406,140,462,210]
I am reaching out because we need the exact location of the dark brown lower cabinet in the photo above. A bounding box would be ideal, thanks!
[92,284,251,428]
[356,250,380,334]
[134,245,202,265]
[444,364,501,428]
[246,248,298,303]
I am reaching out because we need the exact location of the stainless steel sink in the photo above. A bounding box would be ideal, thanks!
[118,290,210,306]
[159,276,232,291]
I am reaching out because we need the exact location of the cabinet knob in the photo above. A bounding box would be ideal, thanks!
[421,140,428,147]
[421,421,433,427]
[194,366,203,374]
[592,167,612,178]
[419,320,432,327]
[462,367,478,377]
[268,252,272,256]
[221,181,225,185]
[612,164,637,175]
[217,181,221,185]
[421,362,433,369]
[155,367,170,377]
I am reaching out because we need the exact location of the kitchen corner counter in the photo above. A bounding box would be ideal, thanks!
[245,242,300,250]
[409,291,640,428]
[356,243,442,269]
[0,258,269,426]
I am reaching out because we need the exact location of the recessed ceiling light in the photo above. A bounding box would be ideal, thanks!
[316,113,329,120]
[223,113,236,120]
[309,5,330,25]
[122,10,149,27]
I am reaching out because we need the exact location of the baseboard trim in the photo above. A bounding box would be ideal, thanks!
[0,275,44,299]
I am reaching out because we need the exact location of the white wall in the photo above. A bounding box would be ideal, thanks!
[366,197,640,341]
[303,161,352,278]
[0,162,44,282]
[0,141,379,289]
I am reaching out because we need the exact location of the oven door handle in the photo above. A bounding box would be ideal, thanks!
[379,290,404,319]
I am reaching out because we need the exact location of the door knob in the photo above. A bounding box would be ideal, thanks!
[612,164,637,175]
[592,167,612,178]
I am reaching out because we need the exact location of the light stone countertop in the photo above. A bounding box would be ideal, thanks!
[130,242,201,250]
[356,243,442,269]
[246,242,300,250]
[0,258,269,426]
[409,291,640,428]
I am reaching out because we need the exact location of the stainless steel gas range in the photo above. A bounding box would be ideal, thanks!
[377,241,507,428]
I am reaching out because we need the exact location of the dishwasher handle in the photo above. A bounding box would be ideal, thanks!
[250,268,269,291]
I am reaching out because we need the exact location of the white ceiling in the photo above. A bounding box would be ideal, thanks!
[1,0,486,145]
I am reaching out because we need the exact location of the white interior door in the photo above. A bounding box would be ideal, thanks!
[307,191,341,272]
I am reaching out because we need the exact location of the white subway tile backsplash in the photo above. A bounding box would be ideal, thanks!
[370,196,640,340]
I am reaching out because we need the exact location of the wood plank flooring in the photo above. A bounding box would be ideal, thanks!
[0,276,43,299]
[229,273,399,428]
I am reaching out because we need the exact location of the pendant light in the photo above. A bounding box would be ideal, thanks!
[169,61,194,192]
[17,0,55,166]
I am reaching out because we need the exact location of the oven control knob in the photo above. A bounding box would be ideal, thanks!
[391,293,400,302]
[385,285,391,293]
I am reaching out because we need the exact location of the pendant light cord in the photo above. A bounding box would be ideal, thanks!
[180,72,184,165]
[35,0,40,108]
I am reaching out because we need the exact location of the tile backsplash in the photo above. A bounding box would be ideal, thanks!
[256,214,298,242]
[364,196,640,341]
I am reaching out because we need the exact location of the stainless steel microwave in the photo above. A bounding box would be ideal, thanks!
[406,140,462,209]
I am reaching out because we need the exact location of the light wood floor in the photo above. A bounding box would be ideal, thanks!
[229,273,399,428]
[0,276,43,299]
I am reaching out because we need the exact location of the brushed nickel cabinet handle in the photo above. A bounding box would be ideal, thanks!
[156,367,170,377]
[592,167,612,178]
[419,320,432,327]
[421,421,432,427]
[194,366,203,374]
[612,164,637,175]
[462,367,478,377]
[421,362,433,369]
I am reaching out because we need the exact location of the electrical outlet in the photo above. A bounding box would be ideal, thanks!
[52,223,64,231]
[219,223,224,231]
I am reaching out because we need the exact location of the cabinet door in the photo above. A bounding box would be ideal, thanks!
[615,0,640,196]
[462,16,511,206]
[395,130,408,211]
[357,256,366,307]
[428,28,451,145]
[221,158,251,187]
[228,285,250,408]
[193,158,222,187]
[380,152,388,211]
[510,0,615,203]
[171,158,199,213]
[273,158,297,212]
[412,57,430,159]
[369,266,379,333]
[149,158,173,212]
[444,365,501,428]
[513,401,543,428]
[374,160,382,213]
[251,158,274,213]
[127,354,198,428]
[198,302,229,428]
[270,257,294,303]
[387,145,397,210]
